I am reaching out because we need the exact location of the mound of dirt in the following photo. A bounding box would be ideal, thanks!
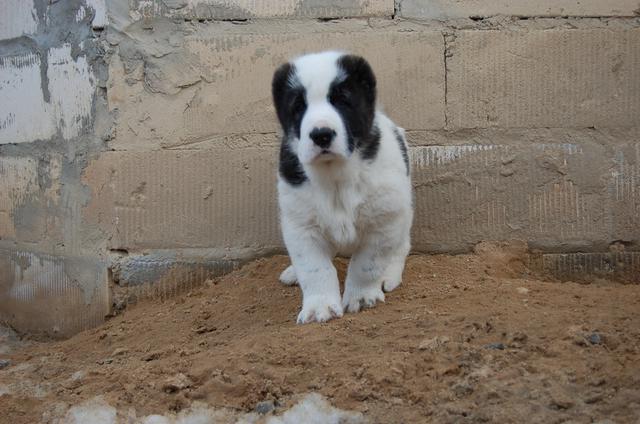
[1,253,639,423]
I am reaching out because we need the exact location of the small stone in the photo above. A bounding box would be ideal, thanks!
[162,373,192,393]
[349,389,371,401]
[516,287,529,295]
[510,332,528,342]
[508,332,528,348]
[585,391,605,404]
[485,343,505,350]
[501,155,516,165]
[390,397,404,405]
[0,359,11,369]
[62,377,83,390]
[588,333,602,345]
[567,325,589,346]
[112,348,128,356]
[418,336,450,351]
[549,392,574,410]
[254,400,275,414]
[193,326,216,334]
[142,351,162,361]
[452,382,474,397]
[551,399,574,410]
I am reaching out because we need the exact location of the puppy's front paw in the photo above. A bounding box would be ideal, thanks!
[297,296,343,324]
[279,265,297,286]
[342,285,385,313]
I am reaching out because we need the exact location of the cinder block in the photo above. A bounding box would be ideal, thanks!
[126,0,394,21]
[410,141,640,252]
[0,157,39,239]
[0,154,66,245]
[447,29,640,129]
[112,252,241,306]
[399,0,640,19]
[528,252,640,283]
[108,22,445,150]
[0,46,95,144]
[609,142,640,240]
[0,248,109,338]
[0,0,39,41]
[82,149,282,250]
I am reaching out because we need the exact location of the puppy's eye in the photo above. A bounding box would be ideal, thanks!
[330,89,351,106]
[290,94,306,114]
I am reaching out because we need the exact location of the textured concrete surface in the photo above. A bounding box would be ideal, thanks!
[82,149,282,250]
[399,0,640,20]
[80,129,640,254]
[0,0,111,337]
[122,0,394,21]
[528,251,640,284]
[447,29,640,129]
[0,248,108,337]
[1,0,639,336]
[106,20,445,150]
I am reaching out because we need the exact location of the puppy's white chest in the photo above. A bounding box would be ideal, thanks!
[314,186,362,250]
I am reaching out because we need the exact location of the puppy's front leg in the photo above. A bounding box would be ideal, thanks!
[284,227,343,324]
[342,244,387,313]
[342,226,409,313]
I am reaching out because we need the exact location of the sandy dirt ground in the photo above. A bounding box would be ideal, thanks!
[1,246,639,423]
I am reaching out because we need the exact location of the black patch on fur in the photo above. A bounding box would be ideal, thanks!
[279,137,307,186]
[358,125,380,161]
[393,127,410,175]
[329,55,377,159]
[272,62,307,140]
[272,62,308,186]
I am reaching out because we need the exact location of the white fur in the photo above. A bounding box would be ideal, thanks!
[277,51,413,324]
[290,51,350,165]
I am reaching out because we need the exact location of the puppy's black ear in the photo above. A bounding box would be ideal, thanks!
[272,62,294,129]
[338,55,377,107]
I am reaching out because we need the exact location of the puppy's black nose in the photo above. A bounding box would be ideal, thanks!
[310,127,336,149]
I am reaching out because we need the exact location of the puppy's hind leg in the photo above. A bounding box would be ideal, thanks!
[279,265,298,286]
[382,238,410,293]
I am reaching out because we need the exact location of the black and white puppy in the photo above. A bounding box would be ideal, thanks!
[272,51,413,324]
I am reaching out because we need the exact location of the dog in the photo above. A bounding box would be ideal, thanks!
[271,51,413,324]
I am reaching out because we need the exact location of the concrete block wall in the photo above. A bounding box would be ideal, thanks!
[1,0,111,337]
[1,0,639,337]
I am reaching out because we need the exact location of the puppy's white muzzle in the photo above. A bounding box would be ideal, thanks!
[298,102,349,165]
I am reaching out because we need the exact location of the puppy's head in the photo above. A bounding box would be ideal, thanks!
[272,51,377,165]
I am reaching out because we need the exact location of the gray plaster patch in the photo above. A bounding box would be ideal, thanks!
[296,0,365,17]
[0,248,109,337]
[190,2,253,20]
[127,0,254,21]
[115,253,239,287]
